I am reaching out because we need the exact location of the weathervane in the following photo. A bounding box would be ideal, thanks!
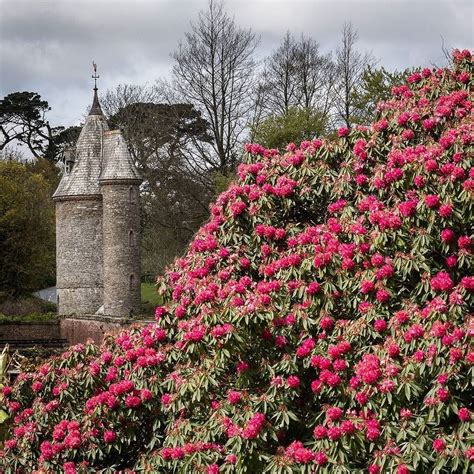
[92,61,99,91]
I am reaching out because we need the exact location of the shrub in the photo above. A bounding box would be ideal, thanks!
[0,50,473,473]
[0,295,56,319]
[252,106,328,151]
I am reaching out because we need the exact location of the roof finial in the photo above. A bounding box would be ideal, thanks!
[89,61,103,116]
[92,61,99,91]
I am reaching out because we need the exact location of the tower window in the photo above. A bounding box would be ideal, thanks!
[129,230,135,247]
[129,186,135,203]
[129,274,135,291]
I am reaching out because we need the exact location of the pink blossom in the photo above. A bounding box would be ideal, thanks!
[433,438,446,453]
[439,204,453,217]
[326,406,343,421]
[459,407,471,422]
[397,465,410,474]
[227,390,242,405]
[424,194,440,208]
[430,271,454,292]
[441,228,455,242]
[125,395,141,408]
[161,393,171,406]
[242,413,265,439]
[373,319,387,332]
[360,280,375,294]
[327,426,342,440]
[103,430,116,443]
[287,375,300,389]
[313,425,327,439]
[368,465,381,474]
[376,289,390,302]
[356,354,382,385]
[458,235,471,249]
[314,451,328,465]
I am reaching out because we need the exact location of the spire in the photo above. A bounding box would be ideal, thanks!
[53,63,109,200]
[89,61,103,116]
[100,130,142,183]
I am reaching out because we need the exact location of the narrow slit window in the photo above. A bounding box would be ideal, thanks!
[129,274,135,291]
[129,230,135,247]
[129,186,135,203]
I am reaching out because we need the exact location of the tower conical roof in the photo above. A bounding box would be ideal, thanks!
[99,130,142,183]
[89,88,103,116]
[53,90,109,200]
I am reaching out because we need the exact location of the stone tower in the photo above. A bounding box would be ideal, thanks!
[53,80,142,341]
[100,131,142,317]
[53,88,108,316]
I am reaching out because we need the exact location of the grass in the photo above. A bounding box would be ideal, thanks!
[0,295,58,324]
[141,282,162,306]
[0,312,58,324]
[0,286,162,323]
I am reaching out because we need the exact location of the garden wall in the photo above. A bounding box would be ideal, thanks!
[59,315,134,345]
[0,322,61,341]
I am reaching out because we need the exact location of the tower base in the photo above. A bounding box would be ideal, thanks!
[59,315,134,345]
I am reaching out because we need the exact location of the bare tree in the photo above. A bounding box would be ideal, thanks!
[296,35,335,117]
[263,31,299,115]
[248,75,270,142]
[172,0,259,176]
[333,23,375,128]
[259,32,335,121]
[101,84,162,118]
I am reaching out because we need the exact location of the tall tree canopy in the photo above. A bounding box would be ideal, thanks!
[251,106,328,150]
[0,92,63,161]
[0,159,57,295]
[103,88,215,276]
[351,66,412,125]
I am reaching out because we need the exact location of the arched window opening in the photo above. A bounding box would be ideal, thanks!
[129,186,135,203]
[129,230,135,247]
[129,274,135,291]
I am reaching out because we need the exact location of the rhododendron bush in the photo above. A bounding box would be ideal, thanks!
[1,51,473,473]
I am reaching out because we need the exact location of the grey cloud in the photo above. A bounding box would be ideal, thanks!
[0,0,472,127]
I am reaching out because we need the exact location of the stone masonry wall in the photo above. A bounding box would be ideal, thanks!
[60,317,128,345]
[0,323,61,341]
[101,183,141,317]
[56,198,103,315]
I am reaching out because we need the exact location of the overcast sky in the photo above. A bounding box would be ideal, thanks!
[0,0,472,128]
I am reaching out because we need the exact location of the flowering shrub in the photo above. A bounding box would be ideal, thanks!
[1,51,473,473]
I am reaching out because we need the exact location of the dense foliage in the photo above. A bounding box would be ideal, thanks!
[0,159,57,295]
[1,51,473,473]
[252,107,328,151]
